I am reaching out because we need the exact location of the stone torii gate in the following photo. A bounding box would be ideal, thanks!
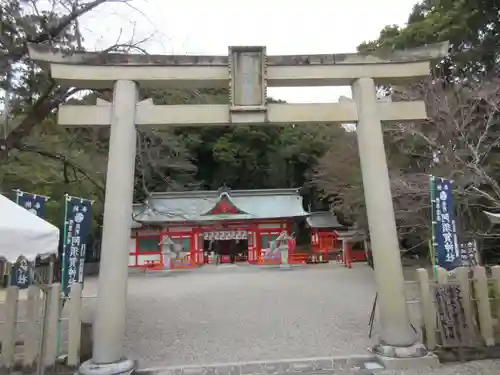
[29,43,448,374]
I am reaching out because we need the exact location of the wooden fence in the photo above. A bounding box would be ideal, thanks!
[415,266,500,361]
[0,283,84,373]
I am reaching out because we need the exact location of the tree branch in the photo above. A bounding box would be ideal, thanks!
[18,144,105,198]
[0,84,81,158]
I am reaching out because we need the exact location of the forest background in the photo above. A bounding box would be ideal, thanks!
[1,0,499,262]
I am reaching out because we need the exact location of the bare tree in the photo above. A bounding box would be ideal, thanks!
[0,0,195,197]
[314,77,500,246]
[390,79,500,235]
[0,0,141,159]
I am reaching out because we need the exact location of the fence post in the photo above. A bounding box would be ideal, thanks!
[491,266,500,335]
[454,267,477,343]
[1,286,19,369]
[67,283,83,367]
[42,283,61,368]
[473,266,494,346]
[416,268,436,350]
[436,267,448,284]
[23,285,41,368]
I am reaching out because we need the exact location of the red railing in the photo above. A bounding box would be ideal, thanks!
[171,254,197,270]
[256,252,326,265]
[257,253,281,265]
[143,259,163,269]
[289,252,309,264]
[142,260,164,271]
[141,253,199,271]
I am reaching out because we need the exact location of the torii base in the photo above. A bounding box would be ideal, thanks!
[76,358,136,375]
[373,342,439,370]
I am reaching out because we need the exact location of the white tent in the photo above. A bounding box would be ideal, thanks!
[484,211,500,224]
[0,193,60,263]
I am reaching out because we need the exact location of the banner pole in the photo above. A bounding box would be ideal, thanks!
[66,194,94,204]
[429,175,437,281]
[429,239,436,280]
[12,189,50,201]
[7,191,21,288]
[57,194,70,356]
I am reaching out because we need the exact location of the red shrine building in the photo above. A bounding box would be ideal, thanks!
[307,211,345,256]
[306,211,367,264]
[129,187,308,267]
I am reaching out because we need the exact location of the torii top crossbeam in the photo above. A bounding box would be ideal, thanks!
[28,42,449,89]
[28,43,449,128]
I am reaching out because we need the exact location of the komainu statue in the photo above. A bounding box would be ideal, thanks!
[160,236,183,270]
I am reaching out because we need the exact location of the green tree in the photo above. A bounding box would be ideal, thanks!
[0,1,198,227]
[336,0,500,262]
[358,0,500,80]
[0,0,337,240]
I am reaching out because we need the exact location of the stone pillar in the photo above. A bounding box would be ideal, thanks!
[342,240,347,268]
[352,78,425,357]
[78,80,138,375]
[280,246,290,269]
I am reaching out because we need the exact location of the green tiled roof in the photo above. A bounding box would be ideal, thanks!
[305,212,344,228]
[133,188,308,225]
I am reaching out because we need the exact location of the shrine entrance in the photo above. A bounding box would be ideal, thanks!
[28,41,449,372]
[205,239,248,263]
[202,229,249,263]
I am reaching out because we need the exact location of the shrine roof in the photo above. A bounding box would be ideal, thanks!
[132,188,308,224]
[131,204,143,228]
[335,229,365,241]
[306,212,344,229]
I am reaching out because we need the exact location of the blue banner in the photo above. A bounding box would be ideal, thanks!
[9,256,31,288]
[10,190,49,288]
[15,190,48,218]
[61,196,92,297]
[431,177,461,270]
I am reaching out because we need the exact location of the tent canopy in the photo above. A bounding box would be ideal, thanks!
[0,193,60,262]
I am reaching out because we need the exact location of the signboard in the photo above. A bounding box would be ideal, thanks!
[460,240,478,267]
[11,190,49,288]
[434,282,469,347]
[61,196,92,297]
[430,177,461,270]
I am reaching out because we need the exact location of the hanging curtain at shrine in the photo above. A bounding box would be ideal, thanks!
[203,230,248,241]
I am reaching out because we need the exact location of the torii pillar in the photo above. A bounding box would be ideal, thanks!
[28,42,448,374]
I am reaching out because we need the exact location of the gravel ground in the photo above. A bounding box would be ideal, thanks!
[80,264,378,368]
[2,263,499,374]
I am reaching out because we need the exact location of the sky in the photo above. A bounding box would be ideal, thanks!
[78,0,419,103]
